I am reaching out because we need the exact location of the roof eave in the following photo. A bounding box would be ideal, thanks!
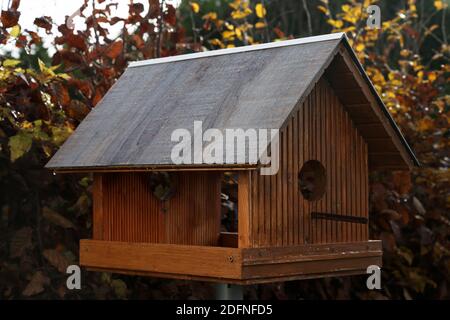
[339,35,420,169]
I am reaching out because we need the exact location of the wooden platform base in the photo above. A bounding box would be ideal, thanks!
[80,240,382,284]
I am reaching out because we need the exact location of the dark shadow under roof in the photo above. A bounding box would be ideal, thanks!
[46,33,418,171]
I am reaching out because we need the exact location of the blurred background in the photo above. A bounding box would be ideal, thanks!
[0,0,448,299]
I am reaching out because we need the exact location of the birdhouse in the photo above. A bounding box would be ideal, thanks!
[46,33,418,284]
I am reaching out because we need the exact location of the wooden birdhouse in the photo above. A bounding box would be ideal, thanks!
[46,33,418,284]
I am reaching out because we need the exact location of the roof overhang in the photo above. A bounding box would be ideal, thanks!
[46,33,418,173]
[325,37,419,170]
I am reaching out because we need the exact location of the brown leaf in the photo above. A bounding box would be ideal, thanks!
[392,171,412,195]
[42,206,76,229]
[53,49,83,66]
[132,34,144,49]
[105,40,123,59]
[11,0,21,11]
[69,79,92,98]
[22,271,50,297]
[148,0,160,19]
[129,3,144,15]
[66,33,87,51]
[273,27,285,39]
[380,209,401,221]
[52,83,70,107]
[92,89,103,106]
[163,4,176,26]
[1,10,20,28]
[10,227,33,258]
[34,16,52,33]
[43,249,70,273]
[28,31,41,45]
[380,232,396,252]
[65,99,90,121]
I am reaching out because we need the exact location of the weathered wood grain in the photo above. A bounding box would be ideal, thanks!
[96,171,221,245]
[249,78,370,246]
[80,240,381,284]
[46,36,417,171]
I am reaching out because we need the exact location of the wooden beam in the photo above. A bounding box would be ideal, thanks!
[80,240,242,280]
[80,240,382,284]
[241,241,381,280]
[238,171,252,248]
[53,165,259,174]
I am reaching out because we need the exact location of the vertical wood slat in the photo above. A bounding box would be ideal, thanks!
[93,173,104,240]
[287,121,293,245]
[293,107,300,245]
[238,171,251,248]
[303,95,310,244]
[248,78,369,247]
[97,171,221,246]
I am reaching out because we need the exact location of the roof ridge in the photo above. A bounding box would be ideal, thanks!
[128,33,345,68]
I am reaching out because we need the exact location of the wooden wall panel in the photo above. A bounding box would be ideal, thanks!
[249,78,369,247]
[94,171,221,246]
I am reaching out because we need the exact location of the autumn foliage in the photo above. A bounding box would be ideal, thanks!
[0,0,449,299]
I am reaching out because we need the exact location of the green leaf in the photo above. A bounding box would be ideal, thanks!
[111,279,127,299]
[8,132,32,162]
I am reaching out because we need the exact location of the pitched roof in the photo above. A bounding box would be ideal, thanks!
[46,33,418,171]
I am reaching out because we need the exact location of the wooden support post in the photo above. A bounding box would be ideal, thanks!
[214,284,243,300]
[92,173,104,240]
[238,171,251,248]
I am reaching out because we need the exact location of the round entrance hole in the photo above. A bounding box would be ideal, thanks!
[298,160,326,201]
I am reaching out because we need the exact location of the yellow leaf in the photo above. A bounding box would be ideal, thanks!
[222,30,235,40]
[417,118,433,131]
[342,4,350,13]
[3,59,21,67]
[434,0,442,9]
[355,43,365,52]
[255,3,266,18]
[38,58,46,73]
[229,0,240,10]
[231,8,252,19]
[317,5,328,14]
[235,27,243,40]
[58,73,71,80]
[202,12,217,20]
[327,19,343,29]
[209,38,224,47]
[386,91,396,99]
[255,21,266,29]
[10,25,21,38]
[225,22,234,30]
[189,2,200,13]
[400,49,410,57]
[428,72,437,82]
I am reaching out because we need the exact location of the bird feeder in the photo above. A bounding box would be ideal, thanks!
[46,33,418,284]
